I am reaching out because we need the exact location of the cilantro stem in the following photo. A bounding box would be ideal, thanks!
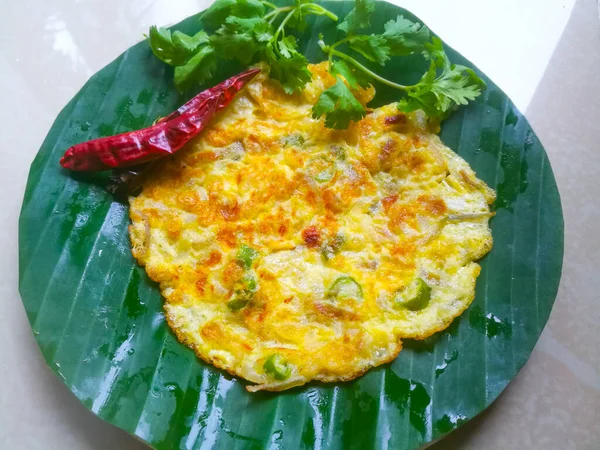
[327,48,409,91]
[327,36,350,66]
[266,3,337,26]
[300,4,338,21]
[262,1,279,10]
[265,6,293,23]
[274,9,297,40]
[329,36,353,51]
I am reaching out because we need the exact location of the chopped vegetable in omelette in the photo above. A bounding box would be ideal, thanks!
[129,62,495,392]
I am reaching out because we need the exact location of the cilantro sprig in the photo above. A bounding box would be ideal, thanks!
[149,0,337,93]
[313,0,486,128]
[148,0,485,129]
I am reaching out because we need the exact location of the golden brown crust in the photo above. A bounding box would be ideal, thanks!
[129,62,494,391]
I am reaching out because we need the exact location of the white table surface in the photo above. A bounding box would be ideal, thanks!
[1,0,599,448]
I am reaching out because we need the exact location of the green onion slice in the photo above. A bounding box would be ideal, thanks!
[395,278,431,311]
[237,244,258,269]
[327,276,363,301]
[227,289,254,312]
[234,273,257,292]
[281,134,305,148]
[263,354,292,380]
[321,234,345,261]
[306,155,336,182]
[329,144,346,160]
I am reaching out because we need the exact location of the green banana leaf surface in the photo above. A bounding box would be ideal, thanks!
[18,1,564,449]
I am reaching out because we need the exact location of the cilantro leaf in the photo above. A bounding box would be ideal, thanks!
[312,77,366,129]
[423,36,448,68]
[201,0,238,31]
[210,16,270,63]
[210,33,257,65]
[269,52,312,94]
[231,0,266,18]
[277,35,298,58]
[173,30,209,52]
[148,26,208,66]
[253,21,273,43]
[382,15,430,56]
[428,64,485,111]
[330,60,371,89]
[267,37,312,94]
[224,15,269,33]
[202,0,264,31]
[174,46,217,92]
[287,0,309,31]
[337,0,375,35]
[399,39,486,119]
[348,34,390,65]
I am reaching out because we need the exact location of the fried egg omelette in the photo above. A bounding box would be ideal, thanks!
[129,62,495,392]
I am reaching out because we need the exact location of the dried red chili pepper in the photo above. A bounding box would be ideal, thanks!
[60,96,220,172]
[159,67,260,122]
[60,68,260,172]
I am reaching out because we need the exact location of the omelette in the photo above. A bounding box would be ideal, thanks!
[129,62,495,392]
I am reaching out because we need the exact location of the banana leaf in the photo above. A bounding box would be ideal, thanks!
[18,1,563,449]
